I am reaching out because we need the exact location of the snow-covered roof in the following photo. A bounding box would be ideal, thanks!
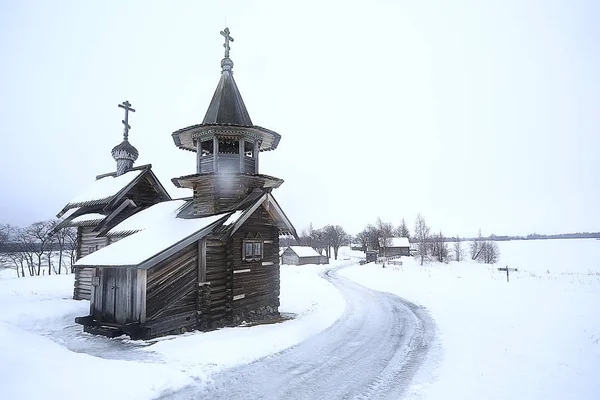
[287,246,321,258]
[70,213,105,225]
[65,169,144,208]
[59,207,81,221]
[223,210,244,226]
[75,211,229,267]
[107,199,188,236]
[386,237,410,248]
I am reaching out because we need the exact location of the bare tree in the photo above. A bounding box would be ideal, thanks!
[376,217,394,257]
[414,213,430,266]
[9,227,35,276]
[325,225,348,260]
[52,223,73,274]
[395,218,410,238]
[363,224,380,252]
[26,221,54,275]
[470,228,484,260]
[479,241,500,264]
[0,224,15,276]
[355,230,369,252]
[430,231,450,263]
[469,229,500,264]
[311,228,328,257]
[299,222,315,247]
[65,227,78,272]
[453,235,463,262]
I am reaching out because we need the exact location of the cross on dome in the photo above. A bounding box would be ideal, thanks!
[220,27,234,59]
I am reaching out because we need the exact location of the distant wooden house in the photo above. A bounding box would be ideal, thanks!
[379,237,410,257]
[62,28,297,339]
[281,246,328,266]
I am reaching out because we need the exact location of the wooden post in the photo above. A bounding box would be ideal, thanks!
[239,138,245,173]
[196,139,202,173]
[497,266,518,282]
[213,136,219,172]
[253,140,259,173]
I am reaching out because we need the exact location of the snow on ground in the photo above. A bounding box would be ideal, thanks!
[0,263,344,399]
[341,239,600,400]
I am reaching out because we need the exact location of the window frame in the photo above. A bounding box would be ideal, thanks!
[243,239,263,262]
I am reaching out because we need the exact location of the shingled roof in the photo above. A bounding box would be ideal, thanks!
[202,62,253,126]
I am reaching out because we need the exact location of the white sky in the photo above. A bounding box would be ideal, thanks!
[1,0,599,237]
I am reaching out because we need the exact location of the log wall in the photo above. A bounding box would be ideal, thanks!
[228,205,280,324]
[192,174,271,215]
[203,234,232,328]
[74,226,108,300]
[144,243,198,337]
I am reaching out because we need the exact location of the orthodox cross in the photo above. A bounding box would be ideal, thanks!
[220,27,234,58]
[118,100,136,141]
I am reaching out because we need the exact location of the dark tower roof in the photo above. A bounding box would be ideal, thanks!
[172,28,281,152]
[202,58,253,126]
[202,50,253,126]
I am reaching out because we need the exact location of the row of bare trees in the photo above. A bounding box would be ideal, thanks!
[355,214,500,265]
[0,221,77,278]
[295,223,351,260]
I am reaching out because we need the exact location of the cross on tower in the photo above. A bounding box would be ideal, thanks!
[118,100,136,141]
[220,27,234,58]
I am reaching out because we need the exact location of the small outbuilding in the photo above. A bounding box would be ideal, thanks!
[281,246,328,266]
[379,237,410,257]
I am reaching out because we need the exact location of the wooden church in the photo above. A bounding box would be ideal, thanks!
[57,28,297,339]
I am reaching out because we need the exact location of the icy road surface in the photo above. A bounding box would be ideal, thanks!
[166,263,435,400]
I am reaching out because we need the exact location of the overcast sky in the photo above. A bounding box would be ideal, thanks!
[1,0,599,237]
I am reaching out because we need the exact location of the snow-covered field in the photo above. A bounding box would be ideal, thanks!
[0,263,344,399]
[1,239,599,399]
[342,239,600,400]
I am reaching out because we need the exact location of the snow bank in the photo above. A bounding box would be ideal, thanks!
[0,263,344,399]
[341,241,600,400]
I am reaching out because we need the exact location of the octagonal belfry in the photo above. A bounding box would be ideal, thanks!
[171,28,284,216]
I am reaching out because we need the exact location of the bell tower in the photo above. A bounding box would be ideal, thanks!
[171,28,283,216]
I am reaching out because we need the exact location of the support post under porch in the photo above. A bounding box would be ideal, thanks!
[213,136,219,172]
[253,140,259,173]
[196,139,202,173]
[239,138,245,173]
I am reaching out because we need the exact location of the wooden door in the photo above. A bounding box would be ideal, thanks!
[93,268,134,324]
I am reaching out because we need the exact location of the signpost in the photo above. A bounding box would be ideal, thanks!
[498,266,518,282]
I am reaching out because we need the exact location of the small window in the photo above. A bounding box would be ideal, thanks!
[244,141,254,158]
[88,245,99,254]
[243,240,263,262]
[201,140,213,156]
[253,242,263,257]
[245,243,253,258]
[219,138,239,154]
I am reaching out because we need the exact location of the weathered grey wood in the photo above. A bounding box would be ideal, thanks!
[239,138,245,173]
[199,238,207,283]
[253,140,259,172]
[196,139,202,173]
[140,270,147,323]
[213,136,219,172]
[135,269,145,322]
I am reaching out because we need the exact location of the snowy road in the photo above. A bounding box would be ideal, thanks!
[165,262,435,400]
